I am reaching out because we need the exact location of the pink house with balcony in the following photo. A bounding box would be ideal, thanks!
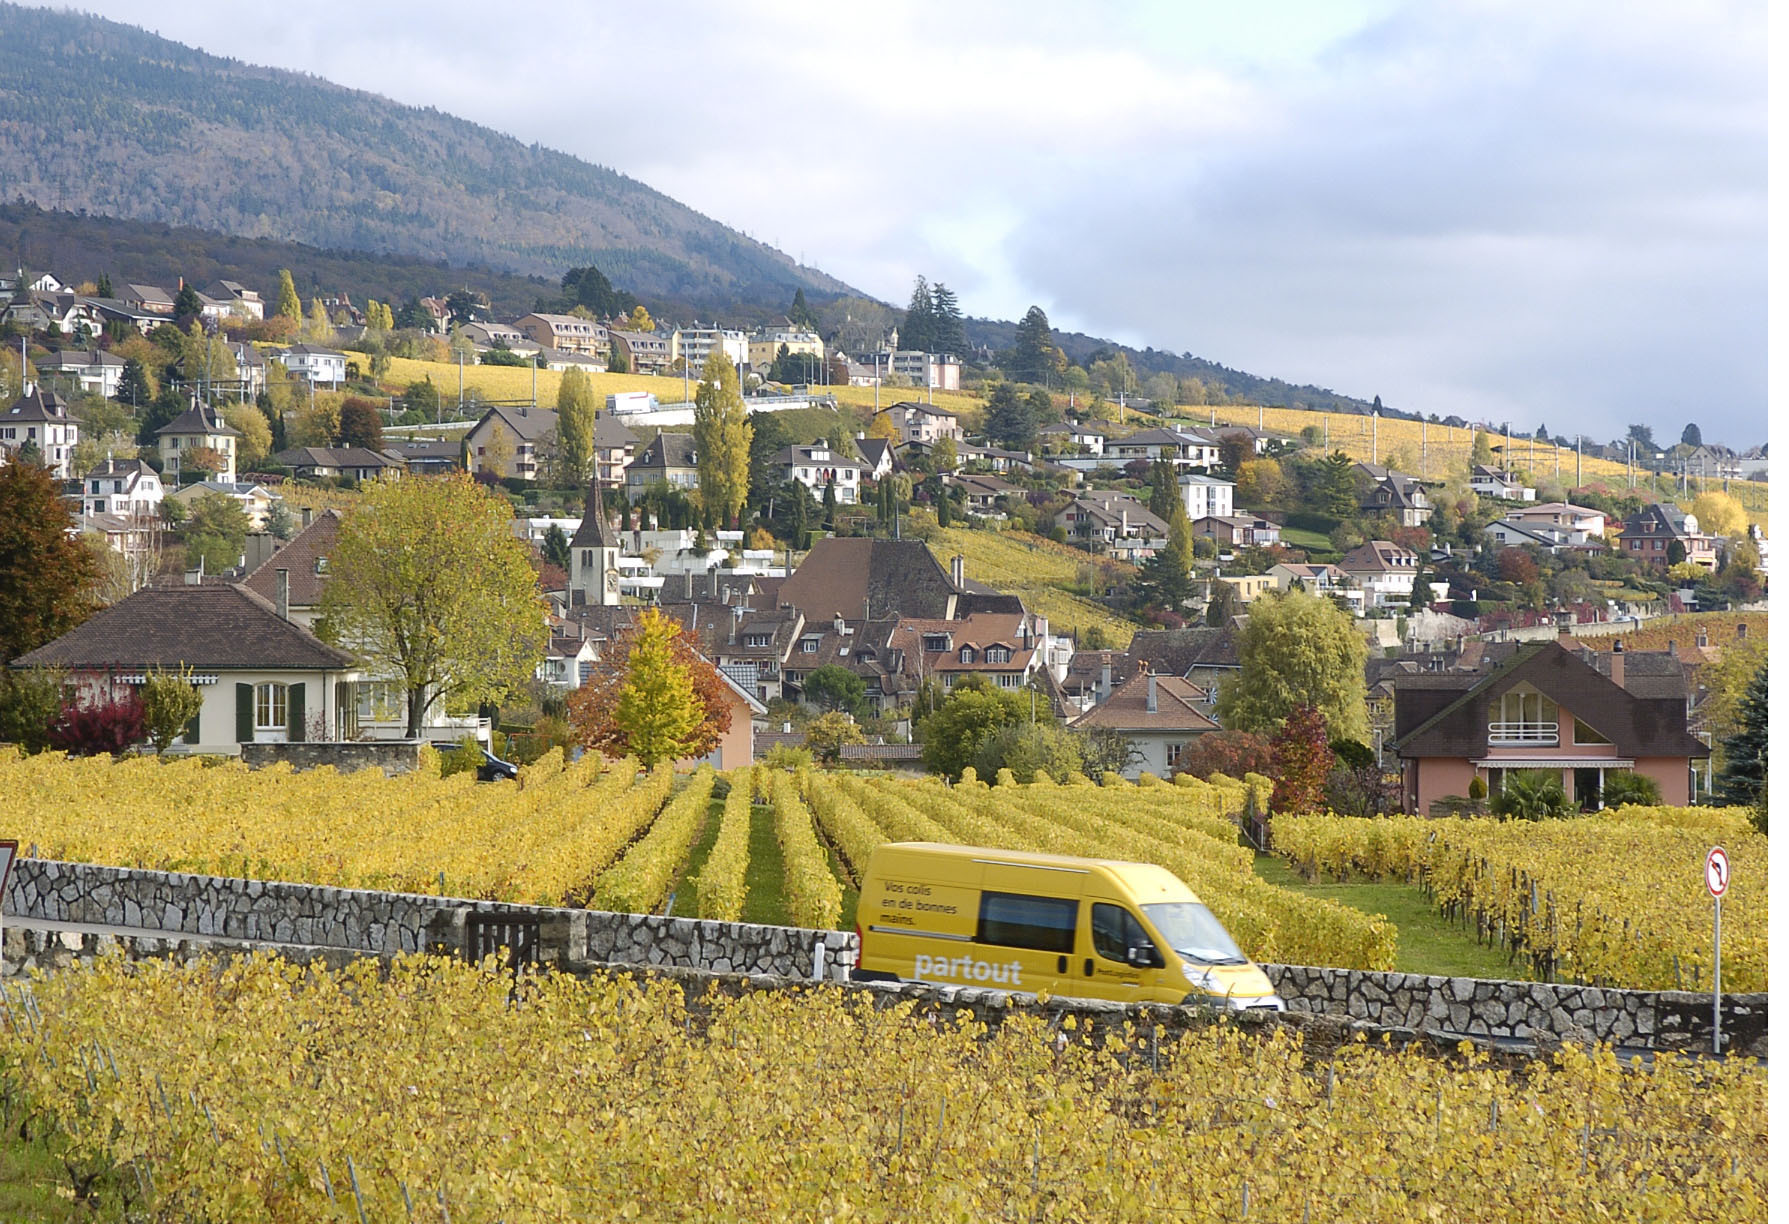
[1393,638,1707,813]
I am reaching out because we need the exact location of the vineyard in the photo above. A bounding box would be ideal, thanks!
[0,955,1765,1222]
[1271,806,1767,992]
[2,748,1399,972]
[921,520,1140,646]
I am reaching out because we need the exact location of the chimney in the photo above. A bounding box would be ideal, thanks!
[1099,659,1112,704]
[1668,640,1677,658]
[274,568,290,622]
[1610,638,1625,689]
[1696,626,1709,649]
[951,554,965,588]
[1736,622,1748,641]
[1146,670,1158,714]
[301,506,314,528]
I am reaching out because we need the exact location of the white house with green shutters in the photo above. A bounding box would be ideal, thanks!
[11,583,362,753]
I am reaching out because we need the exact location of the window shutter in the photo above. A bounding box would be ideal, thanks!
[183,704,201,746]
[287,683,307,742]
[236,683,253,743]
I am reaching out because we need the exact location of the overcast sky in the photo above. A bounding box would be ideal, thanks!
[79,1,1766,446]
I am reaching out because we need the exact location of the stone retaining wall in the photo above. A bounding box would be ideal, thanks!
[1,860,1761,1055]
[239,740,425,776]
[1264,964,1765,1058]
[2,859,853,981]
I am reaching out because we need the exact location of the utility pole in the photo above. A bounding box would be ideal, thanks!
[1421,418,1428,478]
[1576,435,1583,487]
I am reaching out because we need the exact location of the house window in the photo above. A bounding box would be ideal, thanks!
[745,634,772,648]
[997,673,1020,688]
[254,683,288,730]
[1491,688,1558,744]
[801,637,819,653]
[1573,717,1612,746]
[986,646,1011,664]
[1166,742,1186,766]
[356,681,402,721]
[959,646,976,664]
[924,634,950,652]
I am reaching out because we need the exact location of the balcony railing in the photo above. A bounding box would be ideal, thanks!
[1488,721,1559,746]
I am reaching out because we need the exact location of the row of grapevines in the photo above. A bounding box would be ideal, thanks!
[800,770,883,884]
[0,746,685,907]
[1272,811,1768,990]
[0,955,1763,1222]
[768,770,841,928]
[586,767,716,914]
[695,774,754,922]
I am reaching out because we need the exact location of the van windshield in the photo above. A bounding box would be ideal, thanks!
[1142,903,1247,965]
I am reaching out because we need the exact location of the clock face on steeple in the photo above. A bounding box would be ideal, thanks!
[604,568,620,594]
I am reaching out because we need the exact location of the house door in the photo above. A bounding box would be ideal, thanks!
[1573,768,1603,810]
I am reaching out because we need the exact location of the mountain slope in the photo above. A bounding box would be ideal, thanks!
[0,4,853,311]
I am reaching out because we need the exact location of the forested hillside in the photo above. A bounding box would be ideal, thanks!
[0,5,853,312]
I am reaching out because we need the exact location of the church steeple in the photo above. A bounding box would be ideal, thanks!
[570,480,621,605]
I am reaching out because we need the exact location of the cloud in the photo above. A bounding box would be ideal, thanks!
[74,0,1765,444]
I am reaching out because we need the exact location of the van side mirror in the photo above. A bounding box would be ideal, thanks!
[1126,945,1161,969]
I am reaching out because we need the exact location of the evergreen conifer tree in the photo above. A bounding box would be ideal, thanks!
[901,276,935,353]
[1715,663,1767,829]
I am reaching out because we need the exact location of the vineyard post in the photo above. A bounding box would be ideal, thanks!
[0,840,16,959]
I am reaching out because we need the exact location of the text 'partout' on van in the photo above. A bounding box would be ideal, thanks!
[851,843,1284,1010]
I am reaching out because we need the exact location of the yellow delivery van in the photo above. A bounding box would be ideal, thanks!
[852,842,1283,1010]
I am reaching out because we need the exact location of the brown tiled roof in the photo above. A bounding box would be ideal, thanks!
[1394,641,1705,760]
[12,583,355,670]
[156,403,241,438]
[777,538,959,623]
[1127,627,1239,675]
[1071,672,1219,733]
[242,511,341,609]
[568,484,619,549]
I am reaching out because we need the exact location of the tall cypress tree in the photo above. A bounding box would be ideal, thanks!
[1147,457,1179,521]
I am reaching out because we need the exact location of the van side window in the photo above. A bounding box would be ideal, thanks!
[977,892,1078,953]
[1091,903,1150,962]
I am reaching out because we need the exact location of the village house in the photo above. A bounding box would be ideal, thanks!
[670,326,750,372]
[516,313,607,358]
[748,324,825,370]
[945,472,1021,517]
[625,431,701,501]
[35,349,126,398]
[1469,466,1537,501]
[1055,492,1168,560]
[273,446,406,483]
[608,328,671,375]
[1070,668,1219,780]
[876,401,964,446]
[205,280,264,321]
[10,583,362,753]
[854,435,895,482]
[889,350,963,391]
[464,405,558,482]
[1361,473,1432,527]
[1038,422,1107,455]
[1619,503,1717,569]
[1340,540,1424,610]
[1178,474,1235,521]
[777,438,865,505]
[1502,502,1607,541]
[273,344,348,387]
[168,480,282,532]
[1394,637,1709,812]
[457,322,529,351]
[156,401,241,484]
[76,457,163,518]
[1105,427,1221,471]
[1,387,80,478]
[1191,514,1282,549]
[591,413,639,489]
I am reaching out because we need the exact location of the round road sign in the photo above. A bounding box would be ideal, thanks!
[1705,846,1730,899]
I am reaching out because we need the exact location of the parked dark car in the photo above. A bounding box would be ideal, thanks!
[476,750,519,782]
